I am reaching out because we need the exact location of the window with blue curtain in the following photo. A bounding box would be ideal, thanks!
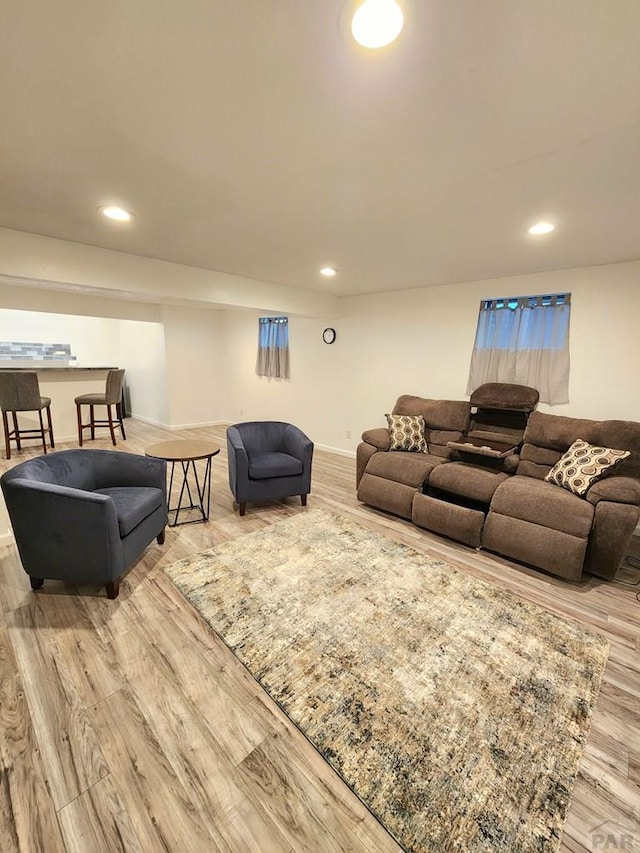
[467,293,571,405]
[256,316,289,379]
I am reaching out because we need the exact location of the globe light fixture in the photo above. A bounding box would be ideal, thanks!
[351,0,404,49]
[320,267,337,277]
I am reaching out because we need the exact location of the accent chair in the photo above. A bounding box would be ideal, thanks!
[1,448,167,599]
[227,421,313,515]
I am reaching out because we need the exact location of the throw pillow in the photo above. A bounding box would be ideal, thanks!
[385,414,427,453]
[545,438,630,497]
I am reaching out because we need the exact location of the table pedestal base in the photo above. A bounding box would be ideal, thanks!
[167,457,212,526]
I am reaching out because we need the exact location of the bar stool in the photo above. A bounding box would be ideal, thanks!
[75,368,127,447]
[0,371,55,460]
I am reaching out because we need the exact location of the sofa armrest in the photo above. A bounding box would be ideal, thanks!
[283,425,314,464]
[2,479,123,581]
[227,426,250,499]
[361,428,391,451]
[586,477,640,507]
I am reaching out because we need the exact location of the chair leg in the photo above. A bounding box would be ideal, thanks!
[29,576,44,590]
[11,412,21,449]
[107,405,117,445]
[46,404,55,449]
[301,494,307,507]
[90,405,95,440]
[2,410,10,460]
[76,403,84,446]
[38,409,47,454]
[157,528,165,545]
[105,581,120,600]
[239,502,247,516]
[116,401,127,440]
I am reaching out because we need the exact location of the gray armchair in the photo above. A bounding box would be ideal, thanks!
[227,421,313,515]
[0,449,167,599]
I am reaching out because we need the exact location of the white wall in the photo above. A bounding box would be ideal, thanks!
[162,305,230,428]
[0,309,121,367]
[219,260,640,455]
[338,260,640,444]
[221,310,345,451]
[120,321,169,425]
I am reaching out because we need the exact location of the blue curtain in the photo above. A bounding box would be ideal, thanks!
[467,294,571,405]
[256,317,289,378]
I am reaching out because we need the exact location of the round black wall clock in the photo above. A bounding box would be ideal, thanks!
[322,327,337,344]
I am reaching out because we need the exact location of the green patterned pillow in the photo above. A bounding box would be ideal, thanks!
[545,438,630,497]
[385,414,427,453]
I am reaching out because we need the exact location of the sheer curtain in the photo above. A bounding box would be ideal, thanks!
[467,294,571,405]
[256,316,289,379]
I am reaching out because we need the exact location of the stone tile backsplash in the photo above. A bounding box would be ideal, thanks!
[0,342,77,361]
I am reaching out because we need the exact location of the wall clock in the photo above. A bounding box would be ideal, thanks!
[322,327,336,345]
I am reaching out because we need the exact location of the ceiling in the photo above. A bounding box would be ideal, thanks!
[1,0,639,298]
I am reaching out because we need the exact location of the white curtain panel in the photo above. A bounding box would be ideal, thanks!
[467,295,570,405]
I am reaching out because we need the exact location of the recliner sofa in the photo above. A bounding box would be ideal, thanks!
[357,390,640,582]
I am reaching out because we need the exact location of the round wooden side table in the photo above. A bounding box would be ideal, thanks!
[145,439,220,526]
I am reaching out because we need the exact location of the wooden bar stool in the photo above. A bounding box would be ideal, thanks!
[0,371,55,460]
[75,368,127,447]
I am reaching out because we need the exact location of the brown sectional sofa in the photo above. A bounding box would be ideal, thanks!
[357,393,640,582]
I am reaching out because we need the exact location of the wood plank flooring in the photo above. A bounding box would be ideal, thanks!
[0,420,639,852]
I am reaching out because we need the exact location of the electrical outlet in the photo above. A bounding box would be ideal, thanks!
[346,430,352,440]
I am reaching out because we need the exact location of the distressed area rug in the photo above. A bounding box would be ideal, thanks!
[163,509,609,853]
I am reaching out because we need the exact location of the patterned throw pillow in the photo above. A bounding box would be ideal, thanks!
[385,414,427,453]
[544,438,630,497]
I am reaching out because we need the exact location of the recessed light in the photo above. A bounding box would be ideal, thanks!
[351,0,404,49]
[320,267,337,277]
[101,206,133,222]
[528,221,555,236]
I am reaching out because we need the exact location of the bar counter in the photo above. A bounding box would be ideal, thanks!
[0,365,116,371]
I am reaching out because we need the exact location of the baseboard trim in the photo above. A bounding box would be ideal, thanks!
[129,414,169,428]
[316,443,356,459]
[168,420,230,431]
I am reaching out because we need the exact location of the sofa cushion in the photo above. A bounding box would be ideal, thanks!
[521,411,640,479]
[392,396,470,433]
[95,486,165,537]
[248,452,303,480]
[386,414,427,453]
[357,474,417,519]
[545,439,630,497]
[429,463,511,504]
[365,450,445,488]
[490,477,594,538]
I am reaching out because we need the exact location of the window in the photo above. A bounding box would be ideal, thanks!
[466,293,571,405]
[256,316,289,379]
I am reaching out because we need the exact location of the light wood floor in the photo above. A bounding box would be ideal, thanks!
[0,419,638,852]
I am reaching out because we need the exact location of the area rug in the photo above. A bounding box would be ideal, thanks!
[163,509,609,853]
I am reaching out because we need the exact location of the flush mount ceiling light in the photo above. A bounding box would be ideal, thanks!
[527,221,556,236]
[351,0,404,48]
[100,206,133,222]
[320,267,337,277]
